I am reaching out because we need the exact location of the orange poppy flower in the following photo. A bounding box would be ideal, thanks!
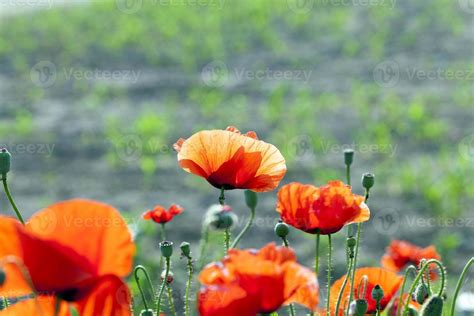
[0,199,135,315]
[142,204,183,224]
[330,267,403,315]
[198,243,318,315]
[381,240,441,278]
[173,126,286,192]
[276,181,370,235]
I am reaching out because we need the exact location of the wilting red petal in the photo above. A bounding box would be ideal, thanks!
[26,199,135,278]
[176,128,286,192]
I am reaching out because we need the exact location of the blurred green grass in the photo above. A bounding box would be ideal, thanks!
[0,0,473,313]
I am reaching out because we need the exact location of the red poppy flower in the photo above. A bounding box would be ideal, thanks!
[330,267,403,315]
[381,240,441,279]
[0,199,135,315]
[387,294,421,316]
[198,243,318,315]
[142,204,183,224]
[173,126,287,192]
[276,181,370,235]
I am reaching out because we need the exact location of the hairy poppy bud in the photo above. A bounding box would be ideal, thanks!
[362,173,375,190]
[160,241,173,258]
[414,283,430,304]
[140,310,154,316]
[0,269,5,286]
[161,270,174,284]
[0,148,11,178]
[354,299,368,316]
[0,297,7,311]
[206,205,237,230]
[420,295,443,316]
[180,241,191,258]
[347,237,357,258]
[344,149,354,166]
[244,190,258,209]
[371,284,384,303]
[274,221,289,238]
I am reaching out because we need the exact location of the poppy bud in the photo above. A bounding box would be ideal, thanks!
[354,299,368,316]
[347,237,357,258]
[344,149,354,166]
[371,284,384,303]
[413,283,430,304]
[161,270,174,284]
[0,297,6,311]
[420,295,443,316]
[208,207,237,230]
[140,310,154,316]
[407,307,419,316]
[180,241,191,258]
[160,241,173,258]
[274,221,289,238]
[244,190,258,209]
[0,148,11,178]
[362,173,375,190]
[0,269,5,286]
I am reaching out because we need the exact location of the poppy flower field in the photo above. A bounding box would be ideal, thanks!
[0,126,472,315]
[0,0,473,315]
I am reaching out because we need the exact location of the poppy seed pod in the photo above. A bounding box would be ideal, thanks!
[0,269,5,286]
[140,310,154,316]
[354,299,368,316]
[274,221,289,238]
[0,148,11,177]
[414,283,430,304]
[245,190,258,209]
[344,149,354,166]
[420,295,443,316]
[160,241,173,258]
[180,241,191,258]
[371,284,384,302]
[161,270,174,284]
[362,173,375,190]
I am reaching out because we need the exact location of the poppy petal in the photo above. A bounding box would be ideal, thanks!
[283,262,319,311]
[26,199,135,278]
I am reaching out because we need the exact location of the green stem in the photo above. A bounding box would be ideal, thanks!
[315,232,320,275]
[224,228,231,253]
[54,297,61,316]
[134,265,155,310]
[403,259,445,316]
[346,164,351,186]
[219,187,225,205]
[159,224,166,271]
[166,283,177,316]
[335,257,353,316]
[2,178,25,225]
[280,236,295,316]
[346,223,362,315]
[451,257,474,316]
[230,206,255,249]
[184,257,194,316]
[326,235,332,316]
[156,257,170,315]
[396,265,417,316]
